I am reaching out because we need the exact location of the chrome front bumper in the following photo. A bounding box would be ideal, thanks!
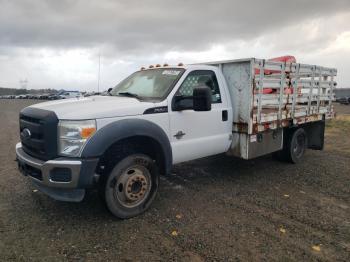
[16,143,82,189]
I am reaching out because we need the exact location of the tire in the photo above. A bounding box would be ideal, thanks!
[102,154,159,219]
[285,128,307,164]
[273,128,307,163]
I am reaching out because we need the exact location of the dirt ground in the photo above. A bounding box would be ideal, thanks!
[0,100,349,261]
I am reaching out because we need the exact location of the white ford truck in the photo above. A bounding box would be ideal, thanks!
[16,57,337,218]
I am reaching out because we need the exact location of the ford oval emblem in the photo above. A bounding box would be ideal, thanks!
[21,128,31,140]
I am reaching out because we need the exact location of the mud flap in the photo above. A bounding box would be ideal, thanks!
[303,120,325,150]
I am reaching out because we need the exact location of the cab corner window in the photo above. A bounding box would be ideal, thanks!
[177,70,222,103]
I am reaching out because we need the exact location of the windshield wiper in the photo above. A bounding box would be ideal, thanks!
[117,92,141,100]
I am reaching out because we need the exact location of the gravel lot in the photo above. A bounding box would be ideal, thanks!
[0,100,349,261]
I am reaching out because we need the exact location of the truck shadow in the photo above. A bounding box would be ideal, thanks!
[169,153,292,184]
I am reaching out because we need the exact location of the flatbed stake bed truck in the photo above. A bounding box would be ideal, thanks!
[15,57,337,218]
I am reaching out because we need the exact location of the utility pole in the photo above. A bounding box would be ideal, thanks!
[97,52,101,93]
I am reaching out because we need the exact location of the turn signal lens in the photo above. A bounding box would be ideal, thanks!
[81,127,96,139]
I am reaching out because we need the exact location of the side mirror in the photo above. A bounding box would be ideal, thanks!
[107,87,113,94]
[193,86,211,111]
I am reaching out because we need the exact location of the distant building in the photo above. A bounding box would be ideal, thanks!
[334,88,350,98]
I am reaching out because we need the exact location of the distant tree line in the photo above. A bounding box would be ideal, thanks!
[0,87,58,96]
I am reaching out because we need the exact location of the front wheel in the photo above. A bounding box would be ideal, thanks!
[103,154,159,219]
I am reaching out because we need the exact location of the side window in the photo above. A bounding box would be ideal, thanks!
[177,70,222,103]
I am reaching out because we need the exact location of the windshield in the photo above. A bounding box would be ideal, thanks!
[110,68,185,101]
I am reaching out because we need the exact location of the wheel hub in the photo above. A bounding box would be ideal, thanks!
[115,166,151,208]
[125,173,148,201]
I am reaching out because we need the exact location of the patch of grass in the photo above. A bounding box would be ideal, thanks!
[325,114,350,155]
[326,115,350,130]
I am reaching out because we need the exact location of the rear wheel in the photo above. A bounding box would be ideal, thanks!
[103,154,159,219]
[274,128,307,164]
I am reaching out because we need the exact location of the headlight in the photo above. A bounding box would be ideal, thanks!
[58,120,96,157]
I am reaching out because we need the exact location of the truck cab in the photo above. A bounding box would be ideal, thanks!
[15,59,336,218]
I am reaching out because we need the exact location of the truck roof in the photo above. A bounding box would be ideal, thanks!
[141,64,218,72]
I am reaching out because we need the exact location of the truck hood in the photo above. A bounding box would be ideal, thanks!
[30,96,155,119]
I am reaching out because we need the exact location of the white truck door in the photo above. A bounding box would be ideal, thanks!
[169,69,232,164]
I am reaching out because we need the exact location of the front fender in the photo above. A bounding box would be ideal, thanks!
[81,119,172,174]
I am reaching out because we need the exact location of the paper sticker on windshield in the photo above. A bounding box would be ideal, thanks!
[162,70,181,76]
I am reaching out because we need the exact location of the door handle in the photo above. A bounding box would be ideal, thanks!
[222,110,228,121]
[174,131,186,140]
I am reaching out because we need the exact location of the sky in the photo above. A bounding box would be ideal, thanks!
[0,0,350,91]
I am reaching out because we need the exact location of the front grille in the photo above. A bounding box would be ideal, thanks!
[19,107,58,161]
